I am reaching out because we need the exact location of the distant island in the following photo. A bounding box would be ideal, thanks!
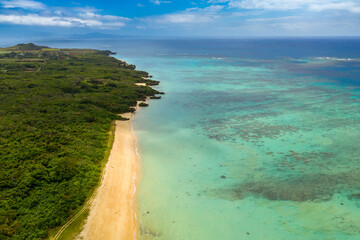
[0,43,162,240]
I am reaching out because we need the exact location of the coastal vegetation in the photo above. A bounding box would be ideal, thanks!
[150,96,161,99]
[139,102,149,107]
[0,43,160,240]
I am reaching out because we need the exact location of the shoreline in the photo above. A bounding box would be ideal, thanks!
[79,109,140,240]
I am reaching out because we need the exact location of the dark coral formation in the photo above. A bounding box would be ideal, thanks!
[272,151,335,174]
[202,113,298,143]
[219,170,360,202]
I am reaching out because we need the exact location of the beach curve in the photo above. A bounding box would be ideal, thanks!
[79,111,140,240]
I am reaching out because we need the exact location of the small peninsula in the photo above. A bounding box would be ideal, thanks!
[0,43,161,240]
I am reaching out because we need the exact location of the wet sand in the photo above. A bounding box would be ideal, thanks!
[79,112,139,240]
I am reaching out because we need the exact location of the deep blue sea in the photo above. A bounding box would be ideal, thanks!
[23,38,360,239]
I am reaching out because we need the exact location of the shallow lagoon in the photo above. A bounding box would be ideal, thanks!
[127,43,360,239]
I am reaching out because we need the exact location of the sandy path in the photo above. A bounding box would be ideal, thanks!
[79,112,139,240]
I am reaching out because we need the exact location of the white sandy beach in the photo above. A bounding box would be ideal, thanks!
[79,111,139,240]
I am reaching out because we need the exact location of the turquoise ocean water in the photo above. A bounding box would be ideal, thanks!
[38,38,360,239]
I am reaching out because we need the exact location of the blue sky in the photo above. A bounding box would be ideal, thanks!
[0,0,360,38]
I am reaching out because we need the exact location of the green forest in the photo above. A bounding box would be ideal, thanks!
[0,44,160,240]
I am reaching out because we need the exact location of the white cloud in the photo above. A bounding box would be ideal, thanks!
[0,13,129,28]
[153,5,224,23]
[229,0,360,13]
[1,0,45,9]
[150,0,171,5]
[204,5,225,11]
[78,12,129,22]
[161,13,209,23]
[0,14,85,26]
[309,2,360,13]
[208,0,230,3]
[103,22,126,27]
[246,16,298,22]
[229,0,311,10]
[0,1,130,28]
[72,6,99,13]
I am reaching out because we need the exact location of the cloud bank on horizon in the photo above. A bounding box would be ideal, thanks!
[0,0,359,37]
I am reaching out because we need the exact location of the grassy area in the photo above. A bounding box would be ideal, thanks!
[56,209,89,240]
[0,43,161,240]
